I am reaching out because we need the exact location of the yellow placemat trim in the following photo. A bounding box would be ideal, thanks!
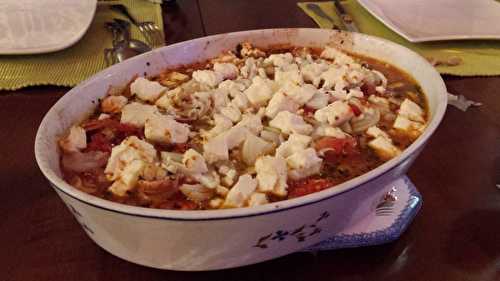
[298,1,500,76]
[0,0,163,91]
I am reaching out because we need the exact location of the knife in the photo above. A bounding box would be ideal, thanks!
[332,0,359,32]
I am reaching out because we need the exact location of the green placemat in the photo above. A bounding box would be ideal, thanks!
[0,0,163,91]
[298,1,500,76]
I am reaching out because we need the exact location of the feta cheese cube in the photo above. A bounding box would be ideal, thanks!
[275,134,311,158]
[244,76,274,106]
[101,95,128,113]
[209,197,224,208]
[235,113,263,135]
[399,99,424,123]
[204,114,232,139]
[313,125,347,139]
[222,174,258,208]
[105,136,157,181]
[203,134,229,163]
[320,46,355,65]
[220,106,242,123]
[59,126,87,152]
[108,159,145,196]
[314,101,354,126]
[241,134,274,165]
[121,102,159,127]
[182,149,208,174]
[306,91,330,109]
[368,136,401,160]
[130,77,166,102]
[248,192,269,207]
[275,67,303,87]
[213,63,239,80]
[265,91,300,118]
[281,83,316,105]
[155,87,181,110]
[393,115,425,133]
[286,148,323,180]
[179,183,214,202]
[255,155,288,197]
[210,88,231,110]
[301,62,329,86]
[144,114,190,144]
[269,111,313,135]
[192,70,223,88]
[264,53,294,68]
[366,126,390,140]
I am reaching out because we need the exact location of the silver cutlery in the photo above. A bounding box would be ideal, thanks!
[332,0,359,32]
[375,187,397,216]
[110,4,164,48]
[104,20,152,66]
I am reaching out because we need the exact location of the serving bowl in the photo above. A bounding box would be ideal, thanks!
[35,28,447,271]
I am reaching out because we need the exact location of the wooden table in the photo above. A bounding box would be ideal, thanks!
[2,1,499,280]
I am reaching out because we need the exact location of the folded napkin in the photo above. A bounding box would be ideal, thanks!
[0,0,163,91]
[298,1,500,76]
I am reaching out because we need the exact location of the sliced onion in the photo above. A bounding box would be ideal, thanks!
[61,151,109,172]
[179,184,214,203]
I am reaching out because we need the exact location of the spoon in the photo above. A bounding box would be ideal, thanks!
[104,20,151,63]
[113,19,151,54]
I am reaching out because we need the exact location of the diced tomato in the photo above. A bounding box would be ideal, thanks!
[361,82,376,96]
[315,137,358,155]
[86,133,112,153]
[303,106,316,116]
[288,177,337,198]
[172,143,190,153]
[349,104,362,116]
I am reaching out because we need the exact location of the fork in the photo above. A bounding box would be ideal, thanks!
[375,187,398,216]
[110,4,164,48]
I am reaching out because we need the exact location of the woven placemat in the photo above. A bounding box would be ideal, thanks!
[0,0,163,91]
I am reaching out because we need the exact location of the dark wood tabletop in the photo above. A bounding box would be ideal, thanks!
[1,0,499,280]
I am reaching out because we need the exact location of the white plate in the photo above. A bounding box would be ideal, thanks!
[358,0,500,42]
[0,0,97,54]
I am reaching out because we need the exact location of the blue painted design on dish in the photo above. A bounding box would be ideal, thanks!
[303,176,421,251]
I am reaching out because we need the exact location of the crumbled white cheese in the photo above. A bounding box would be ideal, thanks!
[192,70,223,88]
[248,192,269,207]
[393,115,425,133]
[320,46,355,65]
[130,77,166,102]
[346,88,364,99]
[209,197,224,208]
[399,99,425,123]
[204,114,233,139]
[179,183,214,202]
[222,174,258,208]
[121,102,159,127]
[280,83,316,106]
[366,126,390,140]
[108,159,145,197]
[235,113,263,135]
[314,100,354,126]
[59,126,87,152]
[301,62,329,86]
[101,95,128,113]
[275,134,311,158]
[244,76,274,106]
[241,133,274,166]
[144,114,190,144]
[286,148,323,180]
[265,91,300,118]
[275,67,303,87]
[220,106,242,123]
[306,91,330,109]
[313,125,347,139]
[269,111,313,135]
[255,155,288,197]
[368,136,401,160]
[210,88,231,110]
[182,149,208,174]
[155,87,181,111]
[214,63,239,80]
[264,53,294,68]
